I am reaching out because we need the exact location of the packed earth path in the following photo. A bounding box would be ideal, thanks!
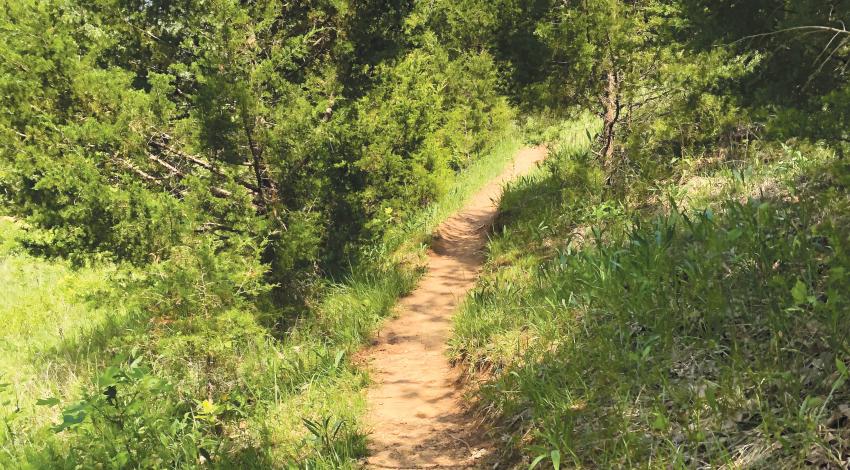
[362,146,548,469]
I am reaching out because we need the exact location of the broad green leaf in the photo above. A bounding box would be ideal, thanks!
[791,280,808,305]
[334,350,345,369]
[838,358,849,377]
[550,450,561,470]
[652,413,667,430]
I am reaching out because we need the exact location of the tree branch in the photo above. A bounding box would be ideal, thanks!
[733,25,850,45]
[139,154,233,198]
[150,136,260,193]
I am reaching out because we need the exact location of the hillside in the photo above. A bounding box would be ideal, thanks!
[453,118,850,468]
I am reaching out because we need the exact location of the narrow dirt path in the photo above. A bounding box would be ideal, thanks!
[363,146,548,469]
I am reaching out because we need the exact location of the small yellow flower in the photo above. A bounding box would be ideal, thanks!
[200,399,217,415]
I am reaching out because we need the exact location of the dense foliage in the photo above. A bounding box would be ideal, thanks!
[0,0,511,291]
[0,0,514,466]
[434,0,850,187]
[442,1,850,467]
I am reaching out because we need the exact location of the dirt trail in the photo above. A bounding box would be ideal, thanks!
[363,146,548,469]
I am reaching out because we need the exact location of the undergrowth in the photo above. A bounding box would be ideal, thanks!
[453,119,850,468]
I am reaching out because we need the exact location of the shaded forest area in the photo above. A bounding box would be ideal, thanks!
[2,0,850,468]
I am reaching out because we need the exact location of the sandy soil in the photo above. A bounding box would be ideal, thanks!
[362,146,548,469]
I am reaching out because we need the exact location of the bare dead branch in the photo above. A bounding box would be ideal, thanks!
[150,136,260,193]
[147,153,183,176]
[194,222,241,234]
[804,36,850,90]
[733,25,850,45]
[137,154,233,198]
[118,159,159,183]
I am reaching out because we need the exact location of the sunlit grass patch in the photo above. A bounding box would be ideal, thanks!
[1,219,126,449]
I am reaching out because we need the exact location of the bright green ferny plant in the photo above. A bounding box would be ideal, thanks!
[136,234,270,319]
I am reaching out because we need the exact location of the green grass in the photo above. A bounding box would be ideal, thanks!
[452,121,850,468]
[0,129,524,468]
[0,219,130,452]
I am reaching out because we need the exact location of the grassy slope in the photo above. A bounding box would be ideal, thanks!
[0,131,523,468]
[0,220,130,450]
[452,120,850,468]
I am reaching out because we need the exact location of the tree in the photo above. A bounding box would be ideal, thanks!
[679,0,850,142]
[534,0,677,181]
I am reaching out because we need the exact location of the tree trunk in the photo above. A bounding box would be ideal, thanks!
[600,69,621,177]
[242,113,278,214]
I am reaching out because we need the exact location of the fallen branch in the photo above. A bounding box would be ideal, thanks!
[147,153,182,176]
[118,159,159,183]
[193,222,242,234]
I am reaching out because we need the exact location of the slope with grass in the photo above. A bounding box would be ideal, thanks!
[452,119,850,468]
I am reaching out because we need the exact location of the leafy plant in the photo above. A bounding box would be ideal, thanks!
[37,355,229,468]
